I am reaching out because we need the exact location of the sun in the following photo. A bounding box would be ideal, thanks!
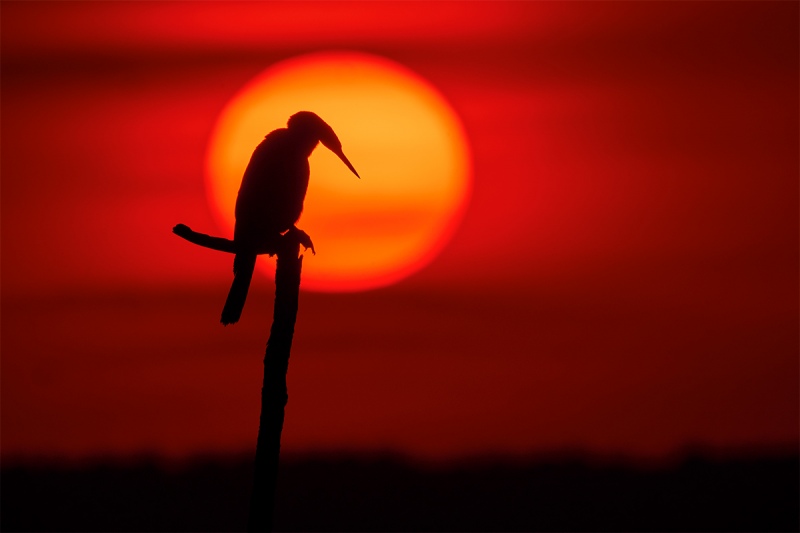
[206,51,471,292]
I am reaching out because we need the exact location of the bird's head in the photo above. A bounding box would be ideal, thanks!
[287,111,360,178]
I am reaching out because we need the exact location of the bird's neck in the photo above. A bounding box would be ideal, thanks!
[286,129,320,158]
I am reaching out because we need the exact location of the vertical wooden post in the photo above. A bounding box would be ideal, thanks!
[247,240,302,532]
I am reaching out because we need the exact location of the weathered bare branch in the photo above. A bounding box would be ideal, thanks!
[172,224,315,256]
[248,241,302,533]
[172,224,241,253]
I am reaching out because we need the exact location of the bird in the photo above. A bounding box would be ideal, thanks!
[220,111,360,325]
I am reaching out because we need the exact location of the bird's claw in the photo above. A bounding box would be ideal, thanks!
[287,227,316,255]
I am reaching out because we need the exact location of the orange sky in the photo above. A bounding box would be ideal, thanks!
[2,1,797,461]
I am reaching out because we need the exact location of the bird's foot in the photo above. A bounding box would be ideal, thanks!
[287,226,316,255]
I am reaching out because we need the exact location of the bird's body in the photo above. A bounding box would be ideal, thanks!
[220,111,359,325]
[235,128,312,247]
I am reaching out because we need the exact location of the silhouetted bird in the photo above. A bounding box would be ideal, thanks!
[220,111,359,325]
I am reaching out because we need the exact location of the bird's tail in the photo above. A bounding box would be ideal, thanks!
[221,253,257,325]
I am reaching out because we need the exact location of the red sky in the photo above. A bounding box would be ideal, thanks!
[2,1,797,461]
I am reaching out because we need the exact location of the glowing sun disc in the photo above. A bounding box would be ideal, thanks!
[206,51,471,292]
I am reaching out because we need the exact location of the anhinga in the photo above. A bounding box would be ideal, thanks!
[220,111,359,325]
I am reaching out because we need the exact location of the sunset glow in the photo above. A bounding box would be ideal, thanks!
[206,52,471,291]
[2,1,797,467]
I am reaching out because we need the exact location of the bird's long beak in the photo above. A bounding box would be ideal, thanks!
[333,148,360,178]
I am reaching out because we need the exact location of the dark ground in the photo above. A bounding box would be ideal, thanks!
[2,452,798,532]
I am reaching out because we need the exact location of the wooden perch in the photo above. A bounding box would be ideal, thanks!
[174,222,311,532]
[172,223,315,256]
[248,241,302,532]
